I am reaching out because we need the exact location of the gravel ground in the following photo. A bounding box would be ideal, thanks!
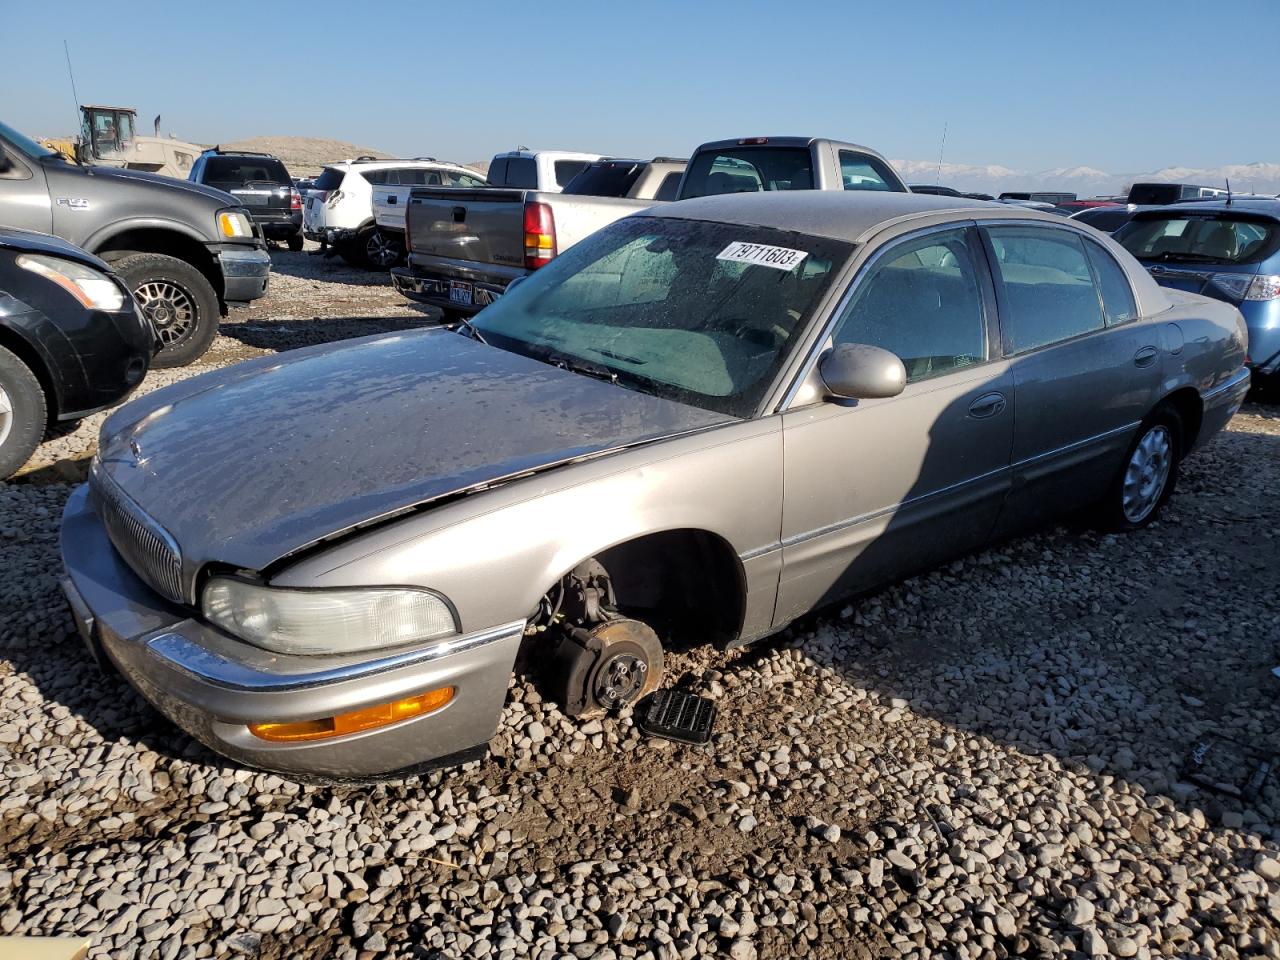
[2,251,1279,959]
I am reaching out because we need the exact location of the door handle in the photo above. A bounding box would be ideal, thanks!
[968,391,1007,419]
[387,195,397,204]
[1133,345,1158,367]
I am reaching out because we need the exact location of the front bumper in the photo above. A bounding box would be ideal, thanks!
[59,485,523,779]
[216,246,272,304]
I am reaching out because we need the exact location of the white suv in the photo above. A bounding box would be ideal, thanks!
[303,157,481,269]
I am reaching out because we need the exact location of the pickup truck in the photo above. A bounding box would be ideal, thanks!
[487,149,602,193]
[0,119,270,367]
[392,137,906,317]
[371,162,487,239]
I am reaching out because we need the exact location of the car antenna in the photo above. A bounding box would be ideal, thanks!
[936,120,948,185]
[62,40,82,137]
[1225,178,1232,206]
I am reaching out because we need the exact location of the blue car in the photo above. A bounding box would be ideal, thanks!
[1115,199,1280,379]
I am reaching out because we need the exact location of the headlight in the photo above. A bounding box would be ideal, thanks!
[202,578,458,656]
[217,209,254,239]
[17,254,126,311]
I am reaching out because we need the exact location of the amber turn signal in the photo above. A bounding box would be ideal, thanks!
[248,687,455,743]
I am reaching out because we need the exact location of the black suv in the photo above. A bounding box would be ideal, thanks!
[190,149,303,250]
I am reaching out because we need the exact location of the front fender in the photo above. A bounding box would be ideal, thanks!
[83,216,213,254]
[270,418,785,639]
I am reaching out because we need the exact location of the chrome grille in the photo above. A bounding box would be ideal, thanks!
[90,464,186,604]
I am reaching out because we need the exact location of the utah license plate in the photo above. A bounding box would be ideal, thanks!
[449,281,473,306]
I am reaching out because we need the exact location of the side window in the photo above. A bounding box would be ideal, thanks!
[839,151,895,192]
[987,226,1104,354]
[1083,240,1137,326]
[505,158,537,188]
[364,169,388,186]
[0,146,32,180]
[832,228,988,382]
[654,172,682,202]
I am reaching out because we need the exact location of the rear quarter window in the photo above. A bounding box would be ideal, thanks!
[314,167,346,191]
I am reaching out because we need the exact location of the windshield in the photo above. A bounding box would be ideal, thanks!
[471,216,850,417]
[562,160,644,197]
[0,120,56,160]
[1116,215,1279,265]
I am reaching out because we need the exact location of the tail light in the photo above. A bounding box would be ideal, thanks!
[326,190,344,207]
[405,210,413,253]
[290,190,301,210]
[1213,273,1280,301]
[738,137,770,145]
[524,201,556,269]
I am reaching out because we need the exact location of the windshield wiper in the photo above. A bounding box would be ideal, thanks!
[547,352,618,384]
[1146,251,1235,265]
[450,315,489,345]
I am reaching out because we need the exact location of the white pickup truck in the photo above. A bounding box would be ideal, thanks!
[371,162,488,237]
[391,137,906,317]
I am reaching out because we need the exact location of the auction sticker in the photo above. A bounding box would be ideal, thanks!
[716,241,809,272]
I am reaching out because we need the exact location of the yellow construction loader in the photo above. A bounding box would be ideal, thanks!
[40,105,202,180]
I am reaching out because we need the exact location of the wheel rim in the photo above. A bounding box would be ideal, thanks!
[134,280,197,347]
[366,231,398,267]
[0,384,12,448]
[1122,424,1172,523]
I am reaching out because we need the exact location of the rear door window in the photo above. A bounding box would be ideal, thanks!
[838,151,897,192]
[986,226,1105,354]
[1083,240,1137,325]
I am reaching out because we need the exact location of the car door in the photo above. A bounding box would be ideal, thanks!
[981,223,1161,537]
[0,143,52,233]
[775,225,1015,625]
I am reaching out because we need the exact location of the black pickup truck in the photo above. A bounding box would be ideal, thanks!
[0,120,271,366]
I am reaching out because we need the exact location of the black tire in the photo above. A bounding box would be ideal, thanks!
[113,253,220,368]
[1097,406,1182,532]
[344,227,403,270]
[287,232,304,252]
[0,345,47,481]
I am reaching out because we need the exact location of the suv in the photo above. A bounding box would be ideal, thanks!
[0,119,270,367]
[190,149,303,251]
[486,150,602,193]
[305,158,475,269]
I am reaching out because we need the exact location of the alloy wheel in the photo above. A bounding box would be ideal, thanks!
[1122,424,1172,524]
[0,384,12,448]
[366,230,399,267]
[134,280,197,347]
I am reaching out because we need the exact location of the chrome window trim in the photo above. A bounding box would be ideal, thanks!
[775,220,994,412]
[145,619,528,692]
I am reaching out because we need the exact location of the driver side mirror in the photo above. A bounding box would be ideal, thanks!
[819,343,907,400]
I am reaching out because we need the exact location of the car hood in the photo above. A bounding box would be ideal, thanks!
[95,328,733,577]
[0,227,112,271]
[72,162,236,205]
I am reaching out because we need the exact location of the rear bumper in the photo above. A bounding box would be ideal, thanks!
[305,226,359,245]
[390,259,523,315]
[1240,300,1280,375]
[216,247,271,304]
[1195,366,1251,452]
[59,485,522,780]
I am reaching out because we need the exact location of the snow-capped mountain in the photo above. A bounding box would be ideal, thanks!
[891,158,1280,198]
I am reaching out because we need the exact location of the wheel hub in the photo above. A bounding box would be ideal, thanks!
[0,384,12,448]
[1121,424,1172,523]
[134,280,196,346]
[593,651,648,710]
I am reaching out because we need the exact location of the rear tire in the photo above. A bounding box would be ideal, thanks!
[286,232,304,252]
[1097,407,1182,531]
[114,253,220,368]
[343,227,403,270]
[0,346,47,480]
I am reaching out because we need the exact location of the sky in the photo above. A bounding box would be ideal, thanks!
[3,0,1278,175]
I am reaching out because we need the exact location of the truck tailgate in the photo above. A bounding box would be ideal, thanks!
[406,187,527,270]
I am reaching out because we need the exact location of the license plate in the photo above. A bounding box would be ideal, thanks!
[449,281,473,306]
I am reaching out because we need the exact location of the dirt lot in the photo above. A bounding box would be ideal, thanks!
[2,248,1279,960]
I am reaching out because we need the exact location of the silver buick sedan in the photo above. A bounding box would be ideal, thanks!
[60,192,1250,778]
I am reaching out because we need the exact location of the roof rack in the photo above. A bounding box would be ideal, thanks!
[208,146,276,157]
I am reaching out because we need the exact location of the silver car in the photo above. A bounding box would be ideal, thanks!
[60,192,1250,779]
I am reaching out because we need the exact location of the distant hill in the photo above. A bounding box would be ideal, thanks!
[217,137,394,175]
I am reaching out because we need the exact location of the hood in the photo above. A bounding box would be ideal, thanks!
[73,162,237,205]
[0,227,112,271]
[96,328,733,579]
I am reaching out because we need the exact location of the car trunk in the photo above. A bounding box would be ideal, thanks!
[405,187,528,268]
